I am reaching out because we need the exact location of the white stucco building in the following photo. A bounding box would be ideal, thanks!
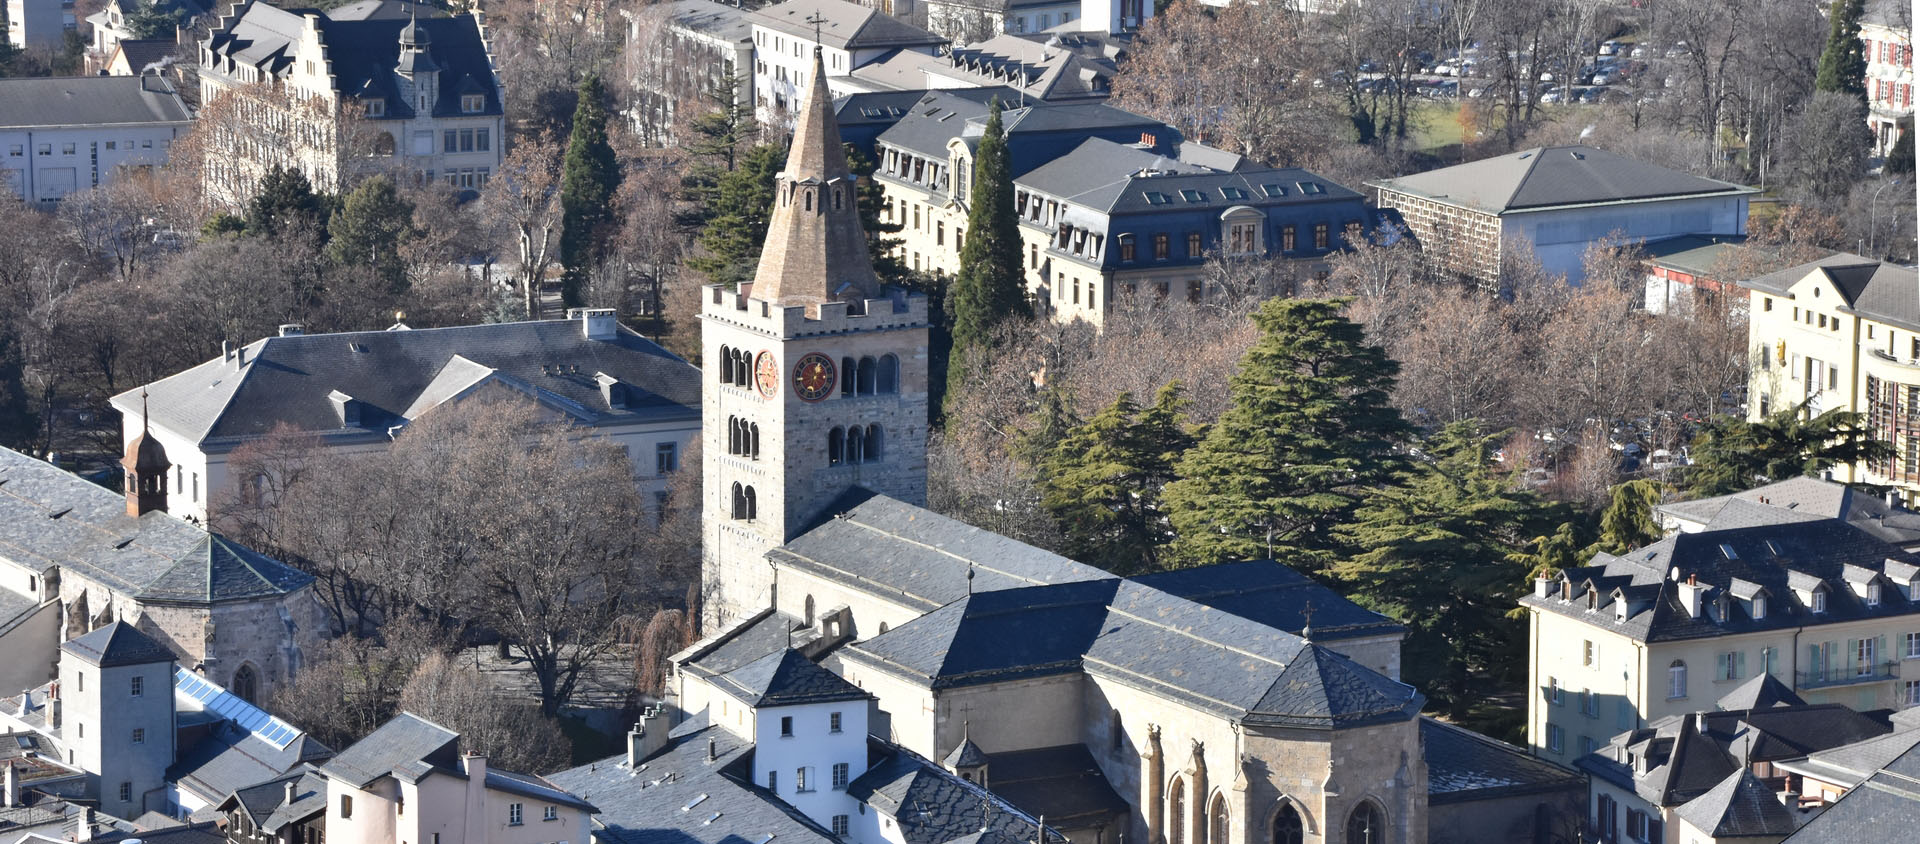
[1863,0,1913,159]
[0,75,191,204]
[747,0,944,127]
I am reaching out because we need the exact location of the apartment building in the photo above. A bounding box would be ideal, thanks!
[0,75,191,203]
[1863,0,1913,159]
[5,0,71,51]
[747,0,944,128]
[1523,514,1920,768]
[1741,254,1920,501]
[622,0,753,147]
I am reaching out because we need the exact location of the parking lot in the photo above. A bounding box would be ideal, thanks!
[1351,38,1687,107]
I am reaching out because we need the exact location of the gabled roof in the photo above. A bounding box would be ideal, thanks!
[1370,145,1754,215]
[644,0,754,43]
[1781,735,1920,841]
[748,0,944,51]
[1675,768,1802,838]
[0,75,192,129]
[1777,727,1920,790]
[1582,704,1893,808]
[318,712,458,788]
[61,621,174,668]
[113,319,699,451]
[1715,672,1806,711]
[0,446,312,606]
[711,648,871,708]
[848,740,1063,844]
[1739,253,1920,332]
[215,766,328,833]
[110,39,182,75]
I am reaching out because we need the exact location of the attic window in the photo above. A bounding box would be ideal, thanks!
[1615,599,1628,622]
[363,99,385,117]
[1752,595,1767,619]
[1297,182,1325,195]
[1719,544,1738,560]
[1261,184,1287,197]
[1180,189,1204,202]
[1812,589,1828,613]
[462,94,485,113]
[1221,186,1248,201]
[1586,590,1597,611]
[1144,192,1170,206]
[1764,540,1784,556]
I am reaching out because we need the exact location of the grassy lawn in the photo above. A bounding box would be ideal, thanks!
[1409,100,1469,154]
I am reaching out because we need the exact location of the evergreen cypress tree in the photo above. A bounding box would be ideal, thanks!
[1596,479,1664,553]
[1816,0,1869,101]
[560,74,621,308]
[1163,298,1411,569]
[326,175,418,295]
[1331,422,1563,718]
[1041,382,1196,573]
[245,166,327,239]
[688,143,783,286]
[944,100,1031,416]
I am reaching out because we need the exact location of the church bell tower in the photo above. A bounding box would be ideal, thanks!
[699,48,929,630]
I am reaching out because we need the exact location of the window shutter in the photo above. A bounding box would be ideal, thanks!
[1736,651,1746,678]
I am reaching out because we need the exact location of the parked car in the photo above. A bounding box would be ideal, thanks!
[1590,71,1613,85]
[1541,89,1565,103]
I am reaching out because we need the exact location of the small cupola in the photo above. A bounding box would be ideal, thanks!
[123,390,171,517]
[942,721,990,787]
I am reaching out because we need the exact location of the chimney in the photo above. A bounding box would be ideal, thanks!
[629,706,669,766]
[463,752,487,782]
[707,736,717,762]
[3,760,17,808]
[1694,711,1708,732]
[284,779,297,805]
[571,307,618,341]
[278,323,304,337]
[1678,576,1708,619]
[1534,575,1553,599]
[221,340,233,362]
[76,807,94,842]
[50,696,60,730]
[1890,490,1906,510]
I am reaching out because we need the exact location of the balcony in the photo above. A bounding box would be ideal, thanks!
[1799,660,1901,690]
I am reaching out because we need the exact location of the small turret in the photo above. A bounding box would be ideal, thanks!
[123,390,170,517]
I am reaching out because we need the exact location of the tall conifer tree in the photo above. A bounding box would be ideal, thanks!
[1163,298,1410,569]
[1816,0,1869,102]
[1041,382,1196,572]
[944,100,1030,416]
[560,74,620,308]
[688,143,783,286]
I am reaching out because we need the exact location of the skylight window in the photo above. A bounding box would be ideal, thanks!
[1261,184,1287,197]
[683,794,709,812]
[1180,189,1205,202]
[1144,192,1170,205]
[1719,544,1738,559]
[1297,182,1325,195]
[1221,186,1248,200]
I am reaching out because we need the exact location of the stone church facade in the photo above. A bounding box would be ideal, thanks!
[689,46,1571,844]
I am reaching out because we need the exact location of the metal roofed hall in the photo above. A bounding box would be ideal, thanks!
[0,75,191,129]
[748,0,945,51]
[1369,145,1755,215]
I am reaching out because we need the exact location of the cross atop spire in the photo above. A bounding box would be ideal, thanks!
[747,46,881,310]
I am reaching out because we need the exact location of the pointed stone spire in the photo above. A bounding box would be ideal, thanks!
[750,47,882,311]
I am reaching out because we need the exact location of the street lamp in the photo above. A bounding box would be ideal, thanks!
[1869,177,1904,259]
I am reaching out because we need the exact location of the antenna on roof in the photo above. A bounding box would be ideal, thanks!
[1300,600,1315,644]
[966,562,975,596]
[139,388,151,435]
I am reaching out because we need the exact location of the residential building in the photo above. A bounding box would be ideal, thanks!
[1577,678,1886,844]
[0,444,324,704]
[920,0,1146,42]
[318,712,595,844]
[1780,729,1920,842]
[1655,476,1920,552]
[1863,0,1913,159]
[873,95,1369,326]
[1368,145,1756,285]
[1775,708,1920,806]
[1522,514,1920,767]
[0,75,191,204]
[166,670,334,817]
[688,47,1582,844]
[847,31,1125,102]
[100,38,180,76]
[5,0,70,51]
[197,2,504,203]
[113,310,702,523]
[832,86,1011,161]
[215,766,329,844]
[747,0,945,127]
[1740,254,1920,500]
[84,0,205,58]
[622,0,754,147]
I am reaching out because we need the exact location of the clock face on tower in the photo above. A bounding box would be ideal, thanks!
[754,351,780,398]
[793,352,836,402]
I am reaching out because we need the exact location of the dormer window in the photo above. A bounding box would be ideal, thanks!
[363,99,385,117]
[462,93,484,113]
[1752,595,1767,619]
[1812,589,1828,614]
[1869,582,1883,606]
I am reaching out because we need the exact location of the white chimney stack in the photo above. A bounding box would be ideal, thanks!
[571,308,618,341]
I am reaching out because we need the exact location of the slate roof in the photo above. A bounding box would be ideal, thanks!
[710,648,871,707]
[1782,733,1920,842]
[647,0,754,42]
[111,39,182,75]
[0,447,312,607]
[848,740,1064,844]
[1021,138,1362,217]
[549,713,839,844]
[1421,718,1584,805]
[771,490,1112,614]
[1675,768,1802,838]
[1739,253,1920,332]
[1580,704,1893,808]
[978,744,1127,828]
[1776,727,1920,789]
[918,34,1118,102]
[748,0,945,51]
[1521,517,1920,643]
[1714,672,1807,711]
[872,94,1162,167]
[61,621,175,668]
[205,3,502,120]
[1657,477,1920,548]
[1639,234,1754,277]
[0,75,192,129]
[942,736,989,768]
[317,712,460,788]
[169,721,333,807]
[1369,145,1754,215]
[112,319,700,451]
[1130,561,1404,642]
[215,766,328,834]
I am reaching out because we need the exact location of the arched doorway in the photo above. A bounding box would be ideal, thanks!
[1272,803,1304,844]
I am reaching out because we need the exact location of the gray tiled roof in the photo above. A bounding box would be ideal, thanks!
[1021,138,1360,216]
[1777,727,1920,790]
[1713,672,1806,711]
[1522,517,1920,643]
[216,766,328,834]
[112,319,700,451]
[1782,735,1920,842]
[847,740,1063,844]
[111,39,182,75]
[318,712,459,788]
[978,744,1127,827]
[1639,234,1756,276]
[710,648,871,707]
[748,0,944,50]
[1421,718,1583,805]
[1675,768,1802,838]
[1370,145,1754,215]
[0,75,191,129]
[0,446,312,606]
[942,736,989,768]
[547,713,841,844]
[648,0,755,42]
[1736,253,1920,332]
[170,723,332,808]
[1582,704,1892,808]
[1129,561,1404,642]
[61,621,174,668]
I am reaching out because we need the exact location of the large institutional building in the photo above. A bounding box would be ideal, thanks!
[680,48,1578,844]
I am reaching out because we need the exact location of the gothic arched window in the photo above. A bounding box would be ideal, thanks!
[832,187,843,210]
[842,357,856,395]
[878,354,899,394]
[1168,779,1187,844]
[878,622,889,634]
[232,664,259,703]
[1345,802,1383,844]
[857,357,876,395]
[1272,804,1304,844]
[1208,793,1229,844]
[864,425,883,462]
[828,427,844,465]
[728,416,740,455]
[720,346,734,384]
[732,482,746,520]
[743,486,757,521]
[1109,710,1123,751]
